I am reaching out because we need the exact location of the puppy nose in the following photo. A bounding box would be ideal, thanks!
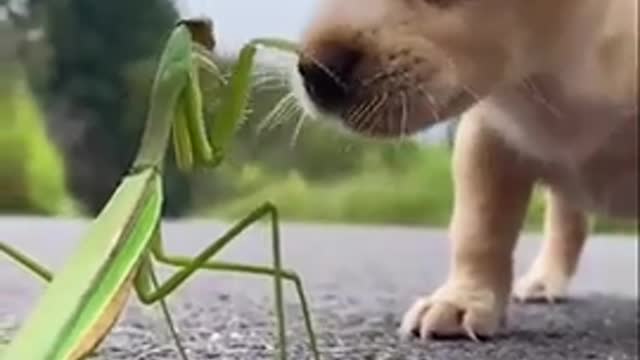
[297,45,362,112]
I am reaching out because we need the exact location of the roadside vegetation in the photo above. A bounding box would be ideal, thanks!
[0,65,74,215]
[1,0,636,235]
[200,135,636,234]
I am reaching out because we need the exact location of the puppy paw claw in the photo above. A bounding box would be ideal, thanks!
[399,285,504,341]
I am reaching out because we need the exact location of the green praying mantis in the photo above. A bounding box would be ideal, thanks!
[0,18,320,360]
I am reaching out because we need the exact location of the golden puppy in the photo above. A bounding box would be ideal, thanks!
[291,0,638,340]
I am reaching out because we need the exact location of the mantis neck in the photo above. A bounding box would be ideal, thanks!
[131,70,187,173]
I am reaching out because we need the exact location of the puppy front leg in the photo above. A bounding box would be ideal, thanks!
[400,112,535,340]
[514,188,588,302]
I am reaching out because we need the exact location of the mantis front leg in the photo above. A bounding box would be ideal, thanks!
[134,202,320,360]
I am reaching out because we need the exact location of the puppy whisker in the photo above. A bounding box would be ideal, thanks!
[461,85,481,102]
[257,92,298,134]
[356,93,387,132]
[400,91,409,138]
[352,96,381,132]
[346,98,373,127]
[289,112,308,149]
[522,78,565,120]
[362,92,389,134]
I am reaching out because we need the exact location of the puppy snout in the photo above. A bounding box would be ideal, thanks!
[297,44,362,113]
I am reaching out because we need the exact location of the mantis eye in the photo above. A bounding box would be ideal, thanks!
[178,17,216,51]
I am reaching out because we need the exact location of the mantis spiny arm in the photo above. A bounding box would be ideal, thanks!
[168,35,302,172]
[131,24,192,173]
[207,38,300,158]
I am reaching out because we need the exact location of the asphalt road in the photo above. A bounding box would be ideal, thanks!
[0,217,637,360]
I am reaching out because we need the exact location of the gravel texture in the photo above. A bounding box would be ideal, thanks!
[0,217,637,360]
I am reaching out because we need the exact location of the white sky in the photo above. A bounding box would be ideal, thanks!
[175,0,319,54]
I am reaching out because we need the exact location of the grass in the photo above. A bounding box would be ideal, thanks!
[203,144,637,235]
[0,76,633,236]
[0,66,634,235]
[207,147,454,226]
[0,69,76,216]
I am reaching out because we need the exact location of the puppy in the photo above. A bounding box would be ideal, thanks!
[291,0,638,340]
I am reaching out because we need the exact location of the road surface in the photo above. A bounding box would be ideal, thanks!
[0,217,637,359]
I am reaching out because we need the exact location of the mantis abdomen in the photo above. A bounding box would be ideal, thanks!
[69,276,136,360]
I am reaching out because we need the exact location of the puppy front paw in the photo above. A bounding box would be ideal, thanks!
[399,284,506,341]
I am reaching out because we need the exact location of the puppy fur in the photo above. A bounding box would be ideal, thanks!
[292,0,638,340]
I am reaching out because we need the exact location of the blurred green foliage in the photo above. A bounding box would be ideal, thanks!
[205,143,455,226]
[202,141,635,234]
[0,66,73,215]
[8,0,191,216]
[0,0,635,235]
[41,0,189,216]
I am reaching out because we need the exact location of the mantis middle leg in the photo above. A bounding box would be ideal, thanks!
[0,242,53,282]
[134,202,320,360]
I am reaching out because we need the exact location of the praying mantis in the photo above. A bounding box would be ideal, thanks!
[0,18,320,360]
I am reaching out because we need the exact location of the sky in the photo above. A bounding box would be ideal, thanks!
[176,0,319,54]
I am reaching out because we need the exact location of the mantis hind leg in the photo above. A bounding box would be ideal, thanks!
[0,242,53,283]
[134,202,320,360]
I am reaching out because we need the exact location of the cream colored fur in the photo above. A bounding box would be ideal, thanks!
[293,0,638,340]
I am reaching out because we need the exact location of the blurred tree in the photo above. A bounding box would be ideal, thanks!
[0,7,71,215]
[38,0,190,216]
[6,0,436,219]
